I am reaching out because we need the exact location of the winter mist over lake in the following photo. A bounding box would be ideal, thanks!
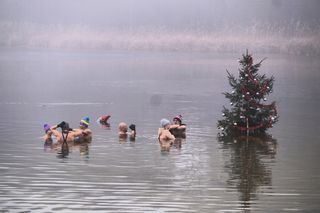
[0,0,320,212]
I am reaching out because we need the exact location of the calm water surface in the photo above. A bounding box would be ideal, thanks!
[0,49,319,212]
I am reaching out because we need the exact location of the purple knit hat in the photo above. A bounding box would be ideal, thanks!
[44,124,51,133]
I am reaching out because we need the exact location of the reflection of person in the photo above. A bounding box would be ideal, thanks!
[173,138,183,149]
[79,143,89,158]
[158,118,175,141]
[97,115,111,128]
[118,122,136,141]
[169,115,186,138]
[159,139,172,152]
[43,138,90,158]
[43,137,54,152]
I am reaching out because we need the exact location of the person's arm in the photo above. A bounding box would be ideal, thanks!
[50,125,58,130]
[169,124,179,129]
[49,125,62,138]
[177,124,186,130]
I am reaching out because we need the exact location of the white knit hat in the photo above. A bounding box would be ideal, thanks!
[160,118,170,127]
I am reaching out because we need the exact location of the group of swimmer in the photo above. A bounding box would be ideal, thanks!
[158,115,186,140]
[43,114,186,150]
[44,117,92,143]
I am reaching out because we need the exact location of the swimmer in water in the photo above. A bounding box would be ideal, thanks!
[43,122,74,143]
[43,117,92,143]
[97,115,111,128]
[158,118,175,141]
[169,115,186,138]
[118,122,136,140]
[72,117,92,142]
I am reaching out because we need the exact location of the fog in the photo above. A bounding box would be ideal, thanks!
[1,0,320,27]
[0,0,320,55]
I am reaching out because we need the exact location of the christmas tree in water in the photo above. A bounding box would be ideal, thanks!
[218,50,278,136]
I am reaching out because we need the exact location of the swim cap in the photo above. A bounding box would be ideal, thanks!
[160,118,170,127]
[173,115,182,123]
[44,124,51,133]
[80,117,90,127]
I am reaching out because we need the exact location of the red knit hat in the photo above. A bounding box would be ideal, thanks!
[101,115,111,122]
[173,115,182,122]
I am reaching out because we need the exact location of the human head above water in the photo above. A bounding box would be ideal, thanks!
[129,124,136,131]
[80,117,90,129]
[173,115,182,124]
[160,118,170,129]
[118,122,128,133]
[43,124,51,133]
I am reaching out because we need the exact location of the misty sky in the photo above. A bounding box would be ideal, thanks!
[1,0,320,28]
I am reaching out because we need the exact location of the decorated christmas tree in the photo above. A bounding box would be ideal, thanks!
[218,50,278,136]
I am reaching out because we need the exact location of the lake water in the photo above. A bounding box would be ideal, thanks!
[0,49,319,212]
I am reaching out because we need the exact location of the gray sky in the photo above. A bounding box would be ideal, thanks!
[1,0,320,28]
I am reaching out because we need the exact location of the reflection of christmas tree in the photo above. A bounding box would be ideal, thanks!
[218,134,277,209]
[218,50,278,135]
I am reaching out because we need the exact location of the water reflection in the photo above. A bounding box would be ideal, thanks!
[172,138,183,149]
[43,138,54,152]
[99,123,111,130]
[158,138,185,152]
[118,135,136,143]
[43,140,91,160]
[218,133,277,210]
[159,139,173,152]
